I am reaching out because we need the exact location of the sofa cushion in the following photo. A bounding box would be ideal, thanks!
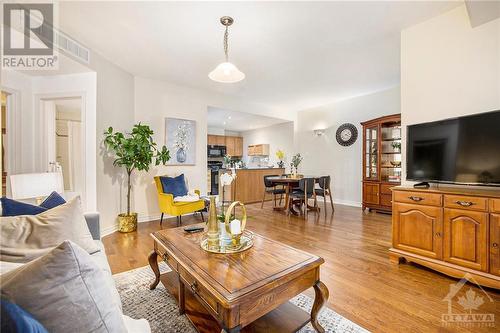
[0,197,46,216]
[92,241,123,311]
[39,191,66,209]
[1,192,66,217]
[1,299,49,333]
[160,174,188,197]
[0,197,100,263]
[0,241,127,333]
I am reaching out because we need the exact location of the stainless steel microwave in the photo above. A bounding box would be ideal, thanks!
[207,145,226,157]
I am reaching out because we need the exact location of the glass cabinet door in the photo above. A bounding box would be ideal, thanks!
[365,126,378,180]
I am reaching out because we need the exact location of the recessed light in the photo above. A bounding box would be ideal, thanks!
[228,116,232,120]
[223,121,227,125]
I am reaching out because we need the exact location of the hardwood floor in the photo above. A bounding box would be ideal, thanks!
[103,203,500,332]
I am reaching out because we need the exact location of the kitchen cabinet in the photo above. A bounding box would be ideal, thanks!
[208,135,223,146]
[207,135,243,157]
[247,144,269,156]
[234,137,243,156]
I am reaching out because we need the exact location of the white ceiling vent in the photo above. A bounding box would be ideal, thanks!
[26,8,90,64]
[54,30,90,64]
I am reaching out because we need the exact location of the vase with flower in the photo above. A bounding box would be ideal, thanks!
[291,153,303,177]
[276,149,285,168]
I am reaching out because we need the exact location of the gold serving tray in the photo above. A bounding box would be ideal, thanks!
[200,230,254,254]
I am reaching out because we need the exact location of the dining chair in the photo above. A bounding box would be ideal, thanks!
[261,175,286,209]
[315,175,334,213]
[290,177,317,216]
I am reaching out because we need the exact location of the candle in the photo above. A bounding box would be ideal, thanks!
[230,219,242,235]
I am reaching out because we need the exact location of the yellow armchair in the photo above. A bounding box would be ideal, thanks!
[154,176,206,226]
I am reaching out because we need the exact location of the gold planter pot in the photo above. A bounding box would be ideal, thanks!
[118,213,138,233]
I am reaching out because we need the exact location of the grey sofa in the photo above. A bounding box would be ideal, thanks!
[0,212,151,332]
[85,212,101,240]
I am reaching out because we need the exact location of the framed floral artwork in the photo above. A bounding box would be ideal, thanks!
[165,118,196,165]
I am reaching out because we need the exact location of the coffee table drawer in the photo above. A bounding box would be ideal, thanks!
[155,244,178,272]
[178,266,219,315]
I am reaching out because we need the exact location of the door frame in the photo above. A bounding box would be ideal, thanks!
[34,92,94,210]
[0,87,21,195]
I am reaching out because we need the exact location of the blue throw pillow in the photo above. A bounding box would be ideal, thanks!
[0,198,47,216]
[1,192,66,216]
[160,174,188,197]
[39,191,66,209]
[1,299,49,333]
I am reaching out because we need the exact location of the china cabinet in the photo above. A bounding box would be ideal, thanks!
[361,114,401,213]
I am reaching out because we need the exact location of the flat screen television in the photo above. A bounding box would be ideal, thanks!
[406,110,500,186]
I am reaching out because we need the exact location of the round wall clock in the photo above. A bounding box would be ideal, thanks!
[336,123,358,146]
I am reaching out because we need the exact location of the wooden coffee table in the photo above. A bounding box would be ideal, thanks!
[148,224,329,333]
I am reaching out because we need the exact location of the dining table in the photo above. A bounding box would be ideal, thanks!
[267,175,321,215]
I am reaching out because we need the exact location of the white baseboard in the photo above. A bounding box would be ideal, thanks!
[101,224,118,237]
[101,212,201,236]
[316,196,362,208]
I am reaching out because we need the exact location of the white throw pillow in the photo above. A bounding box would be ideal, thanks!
[0,241,127,333]
[0,197,100,263]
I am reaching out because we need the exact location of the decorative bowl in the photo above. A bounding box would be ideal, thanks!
[390,161,401,167]
[200,230,254,254]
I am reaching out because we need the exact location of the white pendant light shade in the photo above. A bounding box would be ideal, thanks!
[209,62,245,83]
[209,16,245,83]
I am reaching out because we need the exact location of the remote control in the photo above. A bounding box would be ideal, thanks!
[183,226,204,233]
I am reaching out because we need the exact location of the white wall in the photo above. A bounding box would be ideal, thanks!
[208,127,225,135]
[86,52,135,235]
[401,5,500,184]
[241,122,294,166]
[132,77,281,222]
[296,87,401,206]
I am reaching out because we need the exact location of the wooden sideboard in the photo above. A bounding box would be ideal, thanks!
[390,186,500,289]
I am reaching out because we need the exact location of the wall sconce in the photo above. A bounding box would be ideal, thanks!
[313,129,325,136]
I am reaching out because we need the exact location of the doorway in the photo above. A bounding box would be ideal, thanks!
[39,97,85,198]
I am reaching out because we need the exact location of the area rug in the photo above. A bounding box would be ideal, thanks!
[113,263,369,333]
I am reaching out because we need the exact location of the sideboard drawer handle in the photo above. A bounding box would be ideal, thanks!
[435,232,441,237]
[190,281,199,294]
[408,196,423,202]
[161,253,169,261]
[455,200,474,207]
[493,243,499,248]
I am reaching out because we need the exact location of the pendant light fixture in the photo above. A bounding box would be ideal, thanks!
[209,16,245,83]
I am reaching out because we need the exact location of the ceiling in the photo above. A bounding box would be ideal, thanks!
[207,107,290,132]
[58,1,461,112]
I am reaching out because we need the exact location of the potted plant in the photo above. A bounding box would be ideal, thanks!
[104,123,170,232]
[291,153,303,176]
[276,149,285,168]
